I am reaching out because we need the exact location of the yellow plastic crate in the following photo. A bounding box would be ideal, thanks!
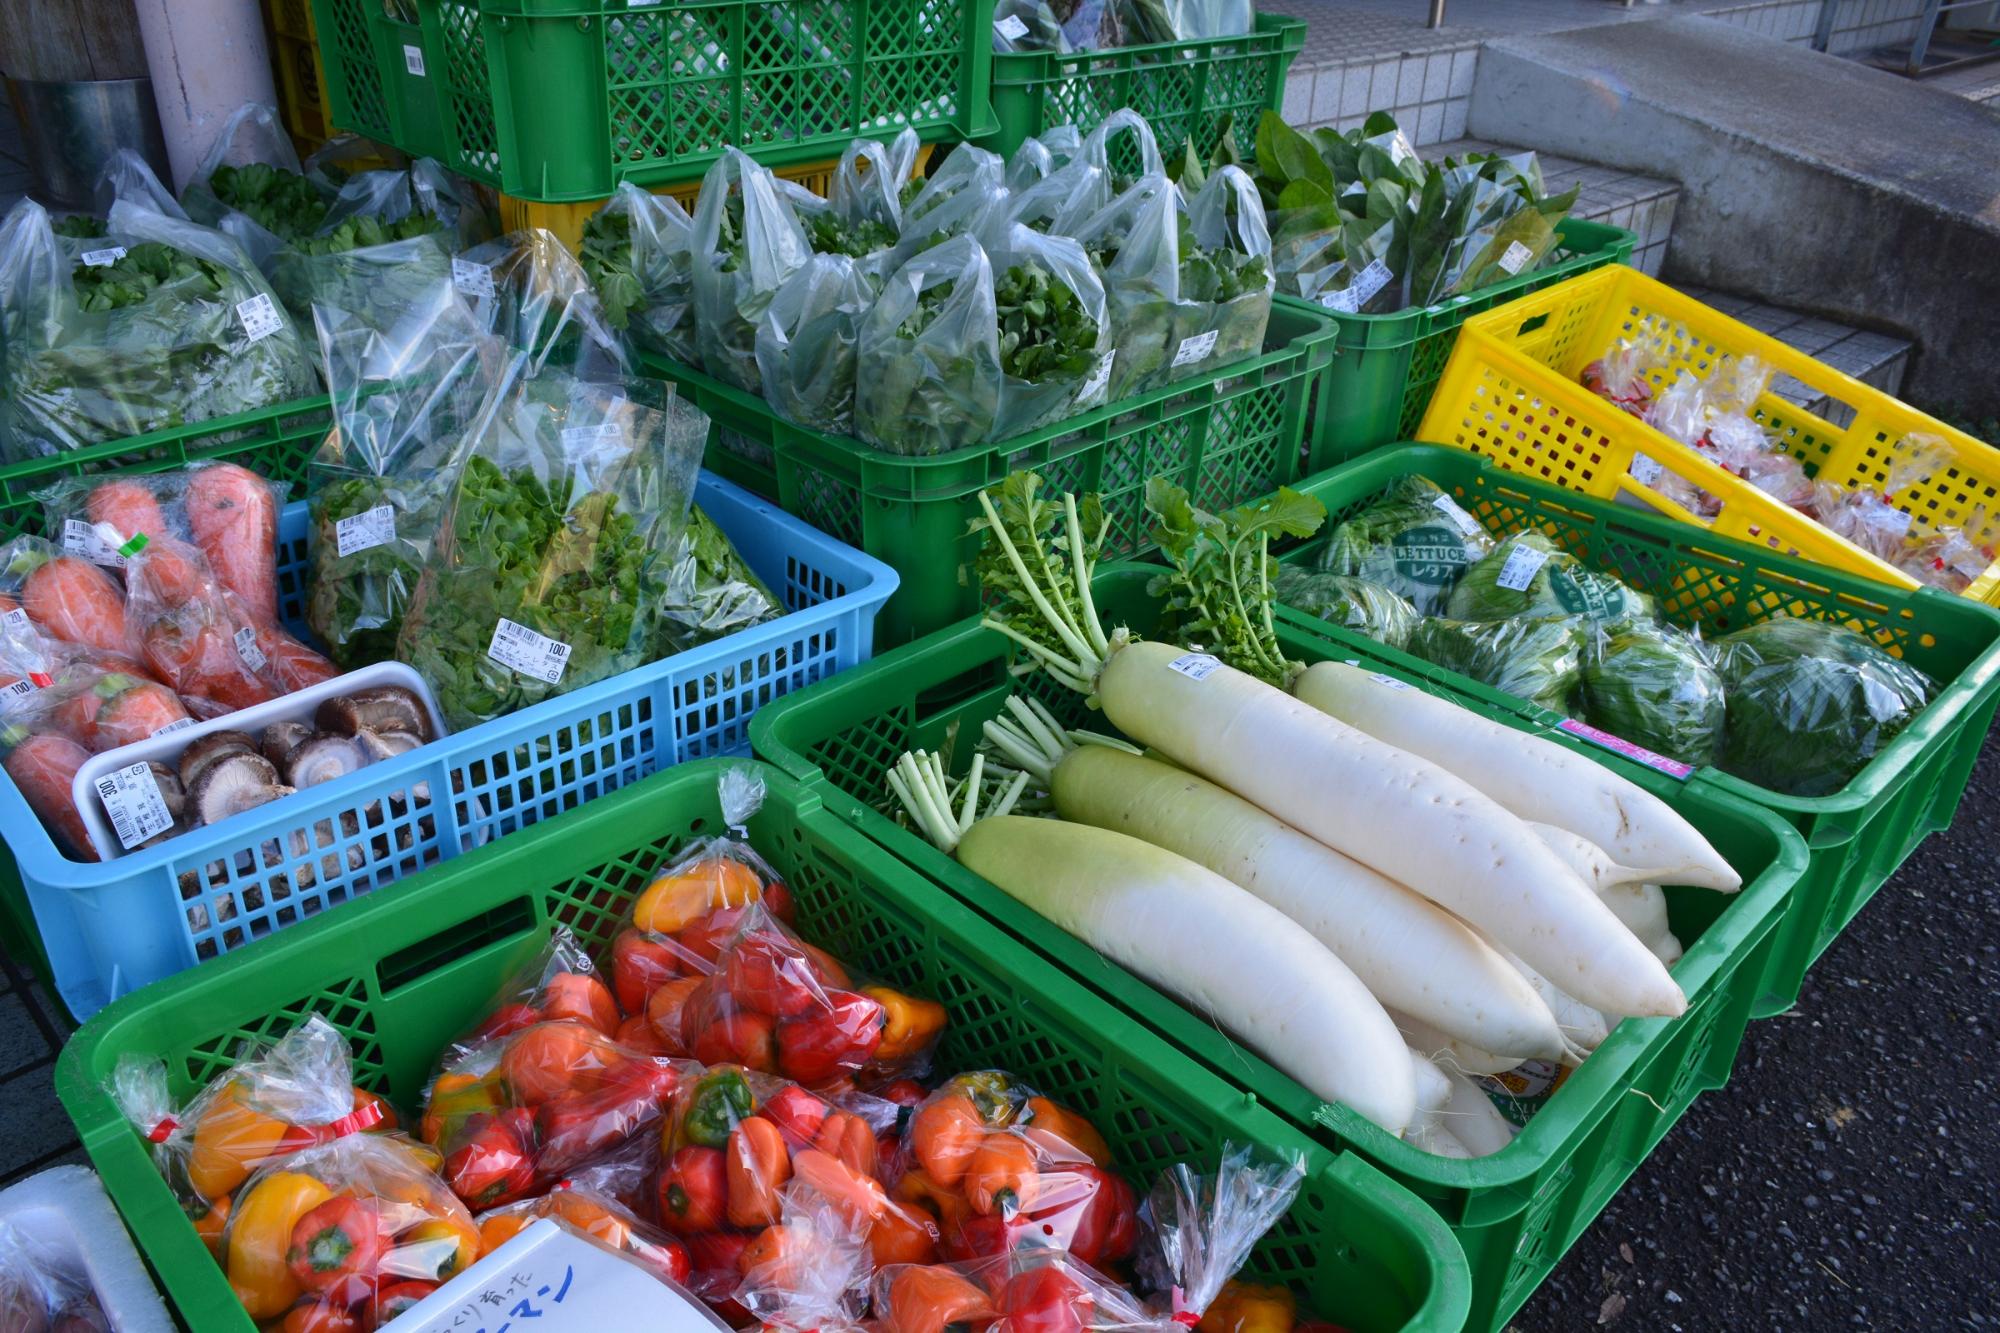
[1418,265,2000,605]
[500,143,936,250]
[261,0,334,149]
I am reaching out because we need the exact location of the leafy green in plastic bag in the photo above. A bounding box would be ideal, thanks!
[1313,474,1493,616]
[1406,615,1586,714]
[655,504,786,655]
[1448,530,1652,629]
[1274,566,1419,649]
[1712,617,1934,796]
[1580,625,1725,767]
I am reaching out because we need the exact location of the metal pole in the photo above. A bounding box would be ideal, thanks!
[1428,0,1446,27]
[132,0,277,190]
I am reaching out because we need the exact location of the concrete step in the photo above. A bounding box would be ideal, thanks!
[1425,137,1679,277]
[1678,286,1915,417]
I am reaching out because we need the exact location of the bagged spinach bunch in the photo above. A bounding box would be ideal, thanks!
[265,159,483,327]
[890,146,1008,267]
[0,196,321,461]
[1580,624,1726,768]
[307,278,504,668]
[1274,566,1420,649]
[691,150,815,394]
[1003,125,1086,190]
[793,130,921,274]
[1181,163,1274,374]
[178,103,336,267]
[854,234,1002,456]
[988,223,1112,438]
[999,0,1175,49]
[454,228,628,382]
[1071,173,1201,399]
[579,183,698,365]
[397,365,710,729]
[1447,530,1652,629]
[755,253,876,435]
[1407,614,1587,714]
[1314,475,1493,616]
[654,505,786,656]
[1416,154,1576,308]
[1711,617,1934,796]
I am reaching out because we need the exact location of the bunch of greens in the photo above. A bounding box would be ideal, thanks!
[854,237,1001,455]
[804,210,899,260]
[51,215,107,240]
[580,186,698,364]
[990,0,1182,51]
[1580,625,1726,768]
[206,161,330,243]
[1313,474,1493,616]
[1407,615,1587,714]
[1146,476,1326,688]
[1447,530,1653,630]
[70,242,225,312]
[307,473,438,669]
[1274,565,1420,649]
[1711,617,1934,796]
[654,504,785,655]
[292,212,442,256]
[996,259,1100,384]
[691,155,814,395]
[755,254,874,436]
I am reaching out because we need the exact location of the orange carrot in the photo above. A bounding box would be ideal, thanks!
[87,478,169,546]
[23,558,129,657]
[4,732,99,860]
[132,537,214,610]
[141,607,276,715]
[186,465,278,625]
[250,622,338,694]
[90,678,191,750]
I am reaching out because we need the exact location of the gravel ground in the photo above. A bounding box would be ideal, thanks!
[1511,732,2000,1331]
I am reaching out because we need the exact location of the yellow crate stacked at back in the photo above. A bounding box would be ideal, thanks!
[262,0,335,151]
[1418,265,2000,605]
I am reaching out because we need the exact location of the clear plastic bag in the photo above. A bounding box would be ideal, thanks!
[1809,431,1954,563]
[1004,126,1086,190]
[1419,158,1567,307]
[654,503,787,657]
[1078,110,1166,193]
[692,150,815,394]
[756,253,877,436]
[223,1130,481,1325]
[0,1218,111,1332]
[454,227,629,381]
[1071,174,1199,399]
[121,532,280,718]
[1137,1142,1306,1325]
[1711,617,1935,796]
[1579,623,1725,768]
[734,1180,875,1333]
[1407,614,1588,715]
[1273,566,1420,649]
[395,363,709,729]
[993,0,1071,52]
[0,197,321,461]
[264,161,475,327]
[989,224,1113,438]
[1313,475,1494,617]
[447,926,622,1063]
[891,146,1009,268]
[855,234,1002,456]
[306,278,502,669]
[178,103,329,267]
[478,1182,691,1290]
[875,1248,1170,1333]
[581,183,699,366]
[1445,530,1652,629]
[1159,0,1254,39]
[796,131,921,273]
[1579,336,1658,417]
[1182,165,1274,374]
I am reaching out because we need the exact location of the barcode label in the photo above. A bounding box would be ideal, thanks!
[80,247,127,267]
[996,13,1030,38]
[404,44,426,76]
[489,618,571,685]
[560,420,624,450]
[236,293,284,342]
[1432,494,1482,537]
[97,761,174,850]
[1170,330,1219,368]
[1629,453,1665,486]
[1498,241,1534,275]
[1078,352,1115,403]
[336,504,397,557]
[234,625,267,671]
[1368,673,1411,691]
[63,518,130,568]
[1167,652,1222,681]
[151,717,195,738]
[1319,258,1393,313]
[452,257,495,298]
[1495,543,1550,591]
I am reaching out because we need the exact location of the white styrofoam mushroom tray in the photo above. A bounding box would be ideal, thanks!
[71,662,447,861]
[0,1165,174,1331]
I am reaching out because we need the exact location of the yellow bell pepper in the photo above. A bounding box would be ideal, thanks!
[1199,1280,1297,1333]
[864,986,948,1062]
[188,1082,300,1203]
[227,1170,332,1320]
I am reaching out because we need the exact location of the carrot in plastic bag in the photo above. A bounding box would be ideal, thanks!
[125,539,276,717]
[186,463,280,625]
[1,730,97,859]
[19,550,130,657]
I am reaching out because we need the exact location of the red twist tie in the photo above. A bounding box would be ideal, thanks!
[318,1100,387,1142]
[145,1116,179,1144]
[1171,1287,1199,1327]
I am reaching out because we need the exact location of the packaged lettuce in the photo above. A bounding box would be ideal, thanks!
[1314,475,1493,616]
[1274,566,1419,649]
[1711,617,1934,796]
[1406,615,1586,714]
[1579,624,1726,767]
[655,505,785,655]
[1447,529,1652,629]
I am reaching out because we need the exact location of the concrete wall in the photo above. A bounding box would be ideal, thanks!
[1708,0,1936,53]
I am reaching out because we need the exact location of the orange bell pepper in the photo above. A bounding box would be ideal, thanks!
[963,1133,1040,1216]
[792,1148,888,1227]
[188,1083,299,1202]
[420,1072,499,1146]
[634,857,764,934]
[893,1168,970,1242]
[887,1265,996,1333]
[910,1094,985,1187]
[193,1192,231,1260]
[725,1117,792,1229]
[864,986,947,1062]
[400,1216,481,1283]
[1021,1097,1112,1168]
[812,1109,879,1177]
[479,1212,531,1255]
[868,1198,940,1267]
[228,1170,333,1320]
[1198,1280,1297,1333]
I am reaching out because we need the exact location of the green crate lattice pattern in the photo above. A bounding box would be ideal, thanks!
[437,0,499,180]
[322,0,390,139]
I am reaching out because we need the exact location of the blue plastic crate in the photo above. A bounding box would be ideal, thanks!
[0,470,897,1019]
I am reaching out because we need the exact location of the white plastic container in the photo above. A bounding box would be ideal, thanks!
[72,662,446,860]
[0,1165,174,1331]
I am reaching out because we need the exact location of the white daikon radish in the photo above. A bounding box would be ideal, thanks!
[1049,746,1567,1061]
[1405,1119,1472,1159]
[1441,1067,1519,1157]
[1098,642,1686,1019]
[1604,882,1684,967]
[1527,822,1673,893]
[1391,1011,1528,1077]
[1490,945,1611,1061]
[942,812,1417,1133]
[1292,661,1739,892]
[1409,1045,1451,1123]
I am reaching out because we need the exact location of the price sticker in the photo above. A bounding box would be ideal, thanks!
[1497,241,1534,275]
[151,717,196,738]
[995,13,1030,38]
[1170,330,1219,369]
[236,293,285,342]
[336,504,398,557]
[489,618,572,685]
[1079,352,1115,402]
[452,257,495,298]
[1556,718,1695,779]
[2,678,36,701]
[63,519,132,569]
[234,625,267,672]
[1494,542,1550,591]
[1,607,32,636]
[1431,493,1482,537]
[404,43,426,76]
[80,247,127,267]
[97,761,174,851]
[1629,453,1665,486]
[1167,652,1222,681]
[1318,258,1393,313]
[561,420,626,450]
[1367,673,1411,691]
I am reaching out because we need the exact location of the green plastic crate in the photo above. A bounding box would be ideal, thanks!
[750,566,1807,1333]
[638,303,1336,647]
[1277,444,2000,1019]
[1295,219,1634,467]
[324,0,998,201]
[986,13,1304,162]
[56,760,1470,1333]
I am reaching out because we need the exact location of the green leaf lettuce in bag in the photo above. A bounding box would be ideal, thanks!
[1274,566,1419,649]
[1579,624,1726,767]
[1314,474,1493,616]
[1447,529,1652,629]
[1407,614,1587,714]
